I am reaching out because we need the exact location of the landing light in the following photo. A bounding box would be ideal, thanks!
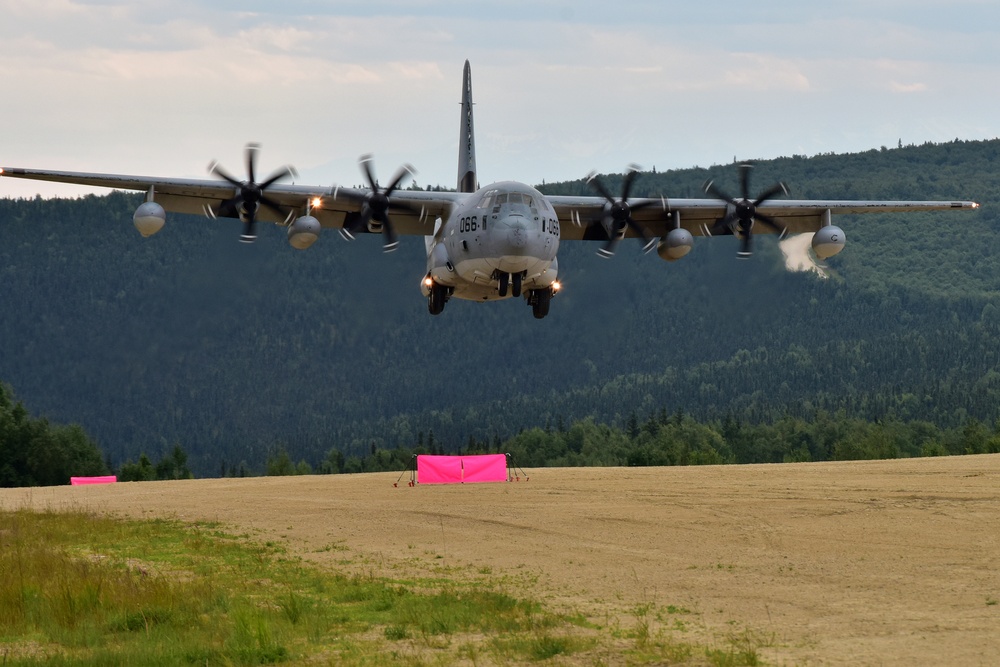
[311,197,322,209]
[423,276,434,287]
[552,281,562,292]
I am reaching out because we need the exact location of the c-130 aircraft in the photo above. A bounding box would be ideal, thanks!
[1,61,979,319]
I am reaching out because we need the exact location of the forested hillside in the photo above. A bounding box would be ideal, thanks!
[1,139,997,475]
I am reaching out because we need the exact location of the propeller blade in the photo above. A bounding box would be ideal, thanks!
[586,172,617,205]
[597,235,619,258]
[621,167,640,202]
[382,215,399,252]
[245,143,259,185]
[209,162,242,188]
[755,212,788,238]
[259,165,297,190]
[359,155,378,190]
[207,144,297,243]
[241,210,257,243]
[259,195,287,220]
[707,163,791,256]
[753,182,789,207]
[738,163,752,200]
[384,164,416,196]
[586,166,656,256]
[625,218,652,246]
[704,179,735,205]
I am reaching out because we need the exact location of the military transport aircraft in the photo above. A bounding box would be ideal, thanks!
[1,61,979,319]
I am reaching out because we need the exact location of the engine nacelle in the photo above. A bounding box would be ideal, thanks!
[657,228,694,261]
[287,215,321,250]
[132,201,166,238]
[812,225,846,259]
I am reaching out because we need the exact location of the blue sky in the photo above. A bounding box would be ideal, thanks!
[2,0,998,197]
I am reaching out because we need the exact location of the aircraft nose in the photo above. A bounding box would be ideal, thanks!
[503,216,529,249]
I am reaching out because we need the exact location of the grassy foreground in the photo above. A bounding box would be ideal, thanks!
[0,509,765,665]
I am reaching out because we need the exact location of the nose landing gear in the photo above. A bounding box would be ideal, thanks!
[496,271,524,298]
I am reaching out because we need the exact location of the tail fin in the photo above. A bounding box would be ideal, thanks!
[457,60,478,193]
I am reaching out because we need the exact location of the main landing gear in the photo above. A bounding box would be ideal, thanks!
[428,283,451,315]
[527,287,552,319]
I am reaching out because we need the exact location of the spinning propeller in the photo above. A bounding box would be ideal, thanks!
[339,155,417,253]
[587,166,657,258]
[208,143,296,243]
[703,163,788,258]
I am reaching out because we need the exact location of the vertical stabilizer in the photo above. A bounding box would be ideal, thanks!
[457,60,478,193]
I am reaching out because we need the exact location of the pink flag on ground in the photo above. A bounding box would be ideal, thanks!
[462,454,508,483]
[417,455,463,484]
[416,454,508,484]
[70,476,118,485]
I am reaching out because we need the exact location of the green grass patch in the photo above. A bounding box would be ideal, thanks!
[0,509,576,665]
[0,508,777,665]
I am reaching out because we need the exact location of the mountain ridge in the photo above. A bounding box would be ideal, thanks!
[1,139,996,474]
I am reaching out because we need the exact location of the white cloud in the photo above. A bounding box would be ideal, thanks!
[1,0,999,198]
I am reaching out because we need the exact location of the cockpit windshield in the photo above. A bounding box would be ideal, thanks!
[476,190,538,213]
[478,190,536,210]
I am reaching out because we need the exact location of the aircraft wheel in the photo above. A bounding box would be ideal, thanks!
[428,285,447,315]
[531,288,551,319]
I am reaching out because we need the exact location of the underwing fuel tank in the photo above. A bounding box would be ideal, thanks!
[132,201,166,237]
[657,228,694,261]
[812,225,846,259]
[287,215,321,249]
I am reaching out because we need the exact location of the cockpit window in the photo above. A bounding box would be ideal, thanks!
[487,190,539,211]
[498,193,534,206]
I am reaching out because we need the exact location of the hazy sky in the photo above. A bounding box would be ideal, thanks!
[2,0,998,198]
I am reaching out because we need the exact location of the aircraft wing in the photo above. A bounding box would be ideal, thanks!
[0,167,463,236]
[547,195,980,241]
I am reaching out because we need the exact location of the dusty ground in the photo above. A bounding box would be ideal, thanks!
[3,455,1000,665]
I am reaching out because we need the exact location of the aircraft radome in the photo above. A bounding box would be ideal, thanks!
[1,61,979,319]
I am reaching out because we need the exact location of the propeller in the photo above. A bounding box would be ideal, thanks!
[339,155,416,253]
[703,163,788,258]
[586,165,657,258]
[207,143,296,243]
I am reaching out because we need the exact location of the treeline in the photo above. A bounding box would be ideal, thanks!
[0,384,107,487]
[257,411,1000,478]
[5,373,999,488]
[0,382,198,487]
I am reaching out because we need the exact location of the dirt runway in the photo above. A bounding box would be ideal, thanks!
[3,455,999,665]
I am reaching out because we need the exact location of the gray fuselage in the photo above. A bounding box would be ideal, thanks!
[424,181,560,302]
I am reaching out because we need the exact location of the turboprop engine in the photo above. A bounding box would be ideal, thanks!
[132,201,166,238]
[811,225,846,259]
[287,214,321,250]
[656,227,694,261]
